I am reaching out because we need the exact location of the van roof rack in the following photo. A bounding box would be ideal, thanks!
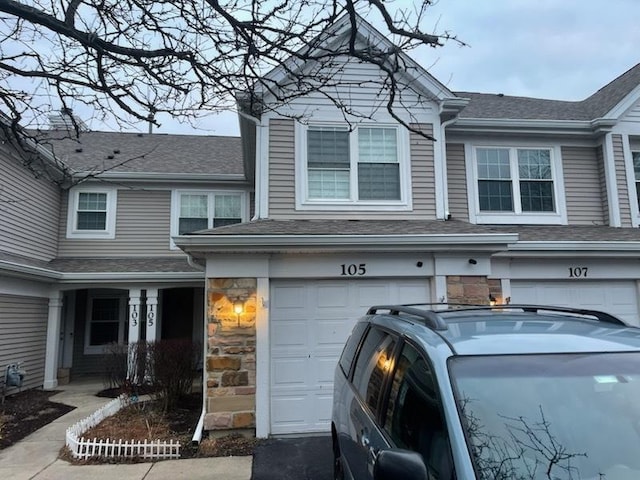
[366,305,448,330]
[367,303,628,330]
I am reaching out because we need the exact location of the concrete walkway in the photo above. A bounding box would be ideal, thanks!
[0,380,252,480]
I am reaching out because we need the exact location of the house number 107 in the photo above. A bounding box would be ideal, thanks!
[340,263,367,276]
[568,267,588,278]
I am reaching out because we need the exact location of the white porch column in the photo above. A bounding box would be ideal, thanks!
[43,291,63,390]
[127,289,142,382]
[146,288,159,341]
[128,289,142,343]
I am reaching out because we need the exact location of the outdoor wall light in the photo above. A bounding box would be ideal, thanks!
[489,294,496,306]
[233,301,244,315]
[468,258,477,265]
[233,300,244,326]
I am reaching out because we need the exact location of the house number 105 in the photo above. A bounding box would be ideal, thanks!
[340,263,367,276]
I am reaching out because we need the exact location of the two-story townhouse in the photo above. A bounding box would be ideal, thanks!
[1,127,251,395]
[174,15,640,439]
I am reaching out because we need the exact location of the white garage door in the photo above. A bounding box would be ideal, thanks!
[511,281,639,326]
[269,278,430,435]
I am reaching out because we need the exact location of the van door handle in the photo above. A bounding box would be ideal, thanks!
[360,432,370,448]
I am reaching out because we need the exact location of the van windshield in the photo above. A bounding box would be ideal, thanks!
[448,352,640,480]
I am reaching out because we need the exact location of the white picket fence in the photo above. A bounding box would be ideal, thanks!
[65,395,181,460]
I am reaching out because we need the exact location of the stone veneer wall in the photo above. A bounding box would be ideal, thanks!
[447,276,503,304]
[205,278,257,433]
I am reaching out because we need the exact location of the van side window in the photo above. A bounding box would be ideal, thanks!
[384,343,454,479]
[351,328,396,417]
[338,322,368,377]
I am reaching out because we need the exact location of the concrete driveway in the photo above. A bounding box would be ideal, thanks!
[251,435,332,480]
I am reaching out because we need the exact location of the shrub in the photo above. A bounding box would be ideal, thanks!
[102,341,148,394]
[147,339,201,412]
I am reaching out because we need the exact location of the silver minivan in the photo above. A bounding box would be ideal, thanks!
[331,305,640,480]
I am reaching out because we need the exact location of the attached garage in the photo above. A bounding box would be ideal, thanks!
[510,280,640,326]
[269,278,430,434]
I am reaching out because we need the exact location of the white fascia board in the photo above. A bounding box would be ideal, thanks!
[0,261,62,280]
[176,233,519,253]
[505,241,640,252]
[71,172,247,183]
[449,118,595,133]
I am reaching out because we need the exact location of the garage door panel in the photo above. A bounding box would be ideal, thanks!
[316,284,351,307]
[272,358,307,386]
[511,281,639,326]
[316,318,353,346]
[270,278,430,434]
[271,322,307,347]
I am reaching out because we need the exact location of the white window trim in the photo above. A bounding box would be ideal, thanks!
[294,121,413,211]
[170,189,248,249]
[465,143,567,225]
[84,293,127,355]
[66,187,118,239]
[623,134,640,228]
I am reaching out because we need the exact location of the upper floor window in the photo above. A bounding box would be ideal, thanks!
[297,123,411,210]
[633,151,640,209]
[467,145,566,225]
[66,187,117,239]
[171,190,246,247]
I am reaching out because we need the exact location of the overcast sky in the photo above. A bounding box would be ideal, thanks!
[124,0,640,136]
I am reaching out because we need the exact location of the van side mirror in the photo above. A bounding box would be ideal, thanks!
[374,449,428,480]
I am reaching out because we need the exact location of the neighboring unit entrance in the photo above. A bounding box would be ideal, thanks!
[269,278,430,435]
[511,280,640,326]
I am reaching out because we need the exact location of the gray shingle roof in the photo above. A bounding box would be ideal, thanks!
[47,257,201,273]
[192,219,640,243]
[35,131,243,175]
[455,63,640,121]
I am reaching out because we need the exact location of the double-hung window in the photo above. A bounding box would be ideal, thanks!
[171,190,245,245]
[633,152,640,210]
[67,187,117,238]
[301,124,408,209]
[85,294,126,354]
[471,146,564,224]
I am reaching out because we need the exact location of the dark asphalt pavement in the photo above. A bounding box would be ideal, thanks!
[251,435,332,480]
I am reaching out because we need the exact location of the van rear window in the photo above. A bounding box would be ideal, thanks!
[338,322,368,378]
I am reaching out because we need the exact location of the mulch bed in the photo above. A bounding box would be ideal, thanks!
[1,386,259,460]
[0,389,75,450]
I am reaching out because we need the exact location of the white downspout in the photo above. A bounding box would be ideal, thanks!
[437,104,460,220]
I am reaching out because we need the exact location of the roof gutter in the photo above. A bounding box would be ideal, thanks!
[0,260,62,280]
[70,172,247,183]
[175,233,519,254]
[498,241,640,255]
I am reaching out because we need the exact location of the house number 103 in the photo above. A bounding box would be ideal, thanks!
[340,263,367,276]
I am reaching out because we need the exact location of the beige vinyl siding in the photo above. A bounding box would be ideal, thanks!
[268,119,296,217]
[445,143,469,221]
[267,119,437,219]
[0,294,48,392]
[409,124,436,218]
[0,143,61,261]
[621,101,640,124]
[613,134,633,227]
[562,146,606,225]
[58,189,177,257]
[597,145,610,225]
[276,54,435,118]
